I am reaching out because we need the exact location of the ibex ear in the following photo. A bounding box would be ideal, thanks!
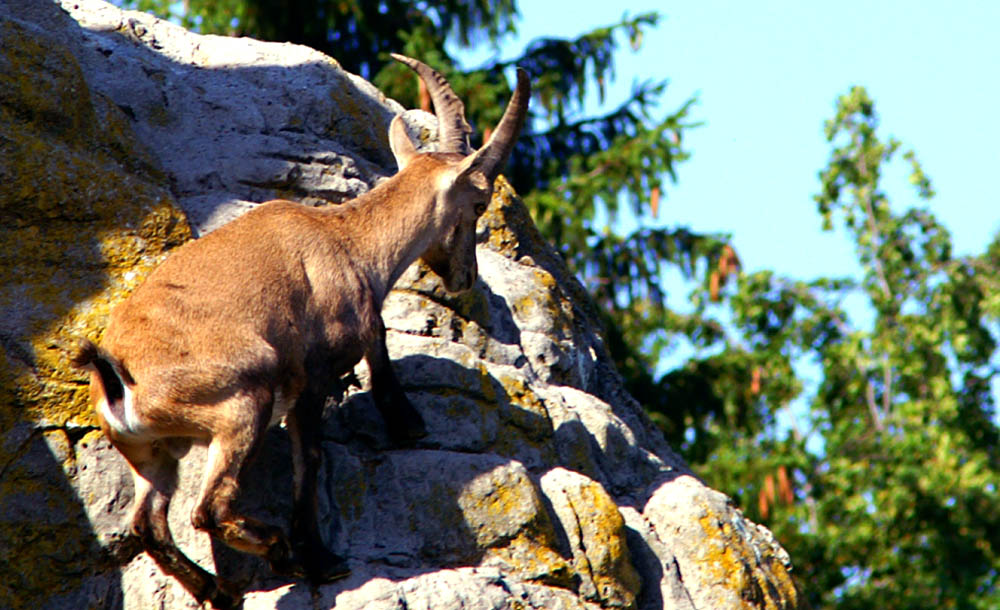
[455,153,491,192]
[455,150,482,181]
[389,115,418,170]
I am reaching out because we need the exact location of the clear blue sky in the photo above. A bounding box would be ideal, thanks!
[457,1,1000,281]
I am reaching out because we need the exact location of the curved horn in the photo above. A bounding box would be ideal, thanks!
[391,53,473,154]
[468,67,531,180]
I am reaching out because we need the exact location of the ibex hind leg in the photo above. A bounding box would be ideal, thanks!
[120,441,240,609]
[285,380,351,583]
[189,387,297,579]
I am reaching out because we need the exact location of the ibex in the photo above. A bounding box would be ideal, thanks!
[73,55,529,608]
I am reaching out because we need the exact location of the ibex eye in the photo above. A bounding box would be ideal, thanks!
[474,202,487,215]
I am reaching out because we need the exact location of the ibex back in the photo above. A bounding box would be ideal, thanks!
[73,55,530,609]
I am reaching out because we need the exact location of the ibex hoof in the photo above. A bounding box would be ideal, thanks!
[200,579,242,610]
[266,538,305,579]
[307,548,352,584]
[385,401,428,445]
[291,541,351,584]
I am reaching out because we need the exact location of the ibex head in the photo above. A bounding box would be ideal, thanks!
[388,54,530,292]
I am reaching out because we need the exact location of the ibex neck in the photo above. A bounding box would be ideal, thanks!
[330,170,442,304]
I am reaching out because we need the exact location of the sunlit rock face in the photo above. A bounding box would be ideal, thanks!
[0,1,800,608]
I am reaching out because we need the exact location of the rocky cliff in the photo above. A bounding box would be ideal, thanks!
[0,1,800,608]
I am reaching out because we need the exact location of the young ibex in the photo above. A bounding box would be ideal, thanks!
[73,55,529,608]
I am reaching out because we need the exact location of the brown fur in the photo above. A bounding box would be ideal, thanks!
[73,56,530,609]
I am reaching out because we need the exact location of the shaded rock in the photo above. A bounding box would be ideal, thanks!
[0,1,803,609]
[0,2,189,604]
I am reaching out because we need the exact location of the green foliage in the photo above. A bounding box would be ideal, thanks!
[700,87,1000,608]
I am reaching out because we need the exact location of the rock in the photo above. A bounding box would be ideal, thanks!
[640,476,798,610]
[540,468,642,608]
[0,1,802,609]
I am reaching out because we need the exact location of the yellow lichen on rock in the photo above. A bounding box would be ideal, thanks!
[497,374,553,439]
[1,22,190,426]
[645,476,801,610]
[572,482,642,608]
[0,18,191,608]
[1,119,190,426]
[481,531,576,590]
[542,471,641,609]
[695,508,800,610]
[695,512,753,595]
[479,176,548,262]
[0,20,96,149]
[456,462,576,589]
[458,464,550,549]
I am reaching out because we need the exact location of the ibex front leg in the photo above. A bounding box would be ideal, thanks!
[366,318,427,444]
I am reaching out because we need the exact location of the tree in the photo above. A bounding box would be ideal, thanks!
[696,87,1000,608]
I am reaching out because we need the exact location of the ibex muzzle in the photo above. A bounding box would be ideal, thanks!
[73,55,529,609]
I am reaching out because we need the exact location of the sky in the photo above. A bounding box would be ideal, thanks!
[456,1,1000,281]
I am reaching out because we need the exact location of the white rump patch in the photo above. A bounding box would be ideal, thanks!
[98,383,147,438]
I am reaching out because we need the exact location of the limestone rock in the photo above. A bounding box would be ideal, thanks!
[0,1,802,609]
[540,468,642,608]
[641,476,798,610]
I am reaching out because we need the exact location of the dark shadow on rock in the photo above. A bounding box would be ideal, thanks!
[333,354,537,451]
[476,280,523,348]
[625,523,666,610]
[0,428,130,609]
